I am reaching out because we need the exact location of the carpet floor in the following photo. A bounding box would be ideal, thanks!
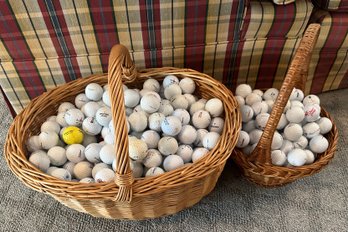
[0,89,347,232]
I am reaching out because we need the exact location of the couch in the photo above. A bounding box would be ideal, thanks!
[0,0,347,115]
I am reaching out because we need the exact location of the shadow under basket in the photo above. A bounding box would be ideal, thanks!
[231,24,339,187]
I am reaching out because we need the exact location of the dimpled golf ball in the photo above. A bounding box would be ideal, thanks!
[56,112,68,127]
[205,98,224,117]
[128,112,148,132]
[39,131,59,149]
[65,108,85,126]
[141,93,161,113]
[164,84,182,100]
[84,143,102,163]
[130,161,144,178]
[163,155,184,172]
[177,145,194,163]
[178,125,197,145]
[170,95,189,110]
[63,161,76,176]
[102,90,111,107]
[85,83,103,101]
[124,89,140,108]
[145,167,165,177]
[192,110,211,129]
[80,177,95,183]
[271,150,287,166]
[41,121,60,134]
[316,117,332,134]
[245,93,262,107]
[81,101,100,118]
[179,77,196,94]
[304,150,315,164]
[309,135,329,153]
[236,96,245,107]
[280,140,294,154]
[291,100,304,109]
[235,84,252,98]
[251,101,268,115]
[27,135,42,152]
[58,102,76,113]
[148,113,165,132]
[75,93,90,109]
[236,131,250,148]
[263,88,279,101]
[47,146,67,166]
[183,94,196,107]
[209,117,224,134]
[62,126,84,145]
[161,116,182,136]
[290,88,304,101]
[194,129,208,146]
[293,136,308,149]
[271,131,283,150]
[143,78,160,92]
[249,129,263,145]
[286,106,305,123]
[252,89,263,97]
[303,94,320,106]
[284,123,303,142]
[46,166,58,175]
[202,132,220,150]
[303,122,320,139]
[141,130,160,149]
[241,105,254,123]
[158,136,178,156]
[99,144,116,164]
[189,101,205,116]
[157,100,173,116]
[128,137,148,161]
[287,149,307,166]
[95,106,112,127]
[29,150,50,172]
[172,109,190,125]
[82,117,102,136]
[73,161,93,180]
[51,168,72,181]
[243,120,256,133]
[304,104,321,122]
[82,134,97,147]
[142,149,163,168]
[92,163,110,178]
[256,113,270,130]
[277,114,289,130]
[192,148,209,163]
[163,75,179,88]
[66,144,85,163]
[95,168,115,183]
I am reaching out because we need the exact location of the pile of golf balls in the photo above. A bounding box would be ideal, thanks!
[235,84,333,167]
[27,76,224,183]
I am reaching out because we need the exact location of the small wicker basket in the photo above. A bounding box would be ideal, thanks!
[232,24,338,187]
[5,44,241,219]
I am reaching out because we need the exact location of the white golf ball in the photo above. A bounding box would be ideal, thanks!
[265,100,274,113]
[235,84,252,98]
[277,114,289,130]
[184,94,197,107]
[236,96,245,106]
[46,166,58,175]
[290,88,304,101]
[172,109,190,125]
[243,120,256,133]
[303,94,320,106]
[192,110,211,129]
[163,75,179,88]
[97,100,107,107]
[205,98,224,117]
[177,145,193,163]
[280,140,294,154]
[99,144,115,164]
[124,89,140,108]
[164,84,182,100]
[158,136,178,156]
[236,131,250,148]
[251,101,268,116]
[163,155,184,172]
[58,102,75,113]
[112,159,117,171]
[85,83,103,101]
[241,105,254,123]
[293,136,308,149]
[316,117,332,134]
[103,133,115,145]
[245,93,262,106]
[75,93,90,109]
[73,161,93,180]
[194,129,208,146]
[81,101,100,118]
[64,109,85,126]
[161,116,182,136]
[47,146,67,166]
[291,100,304,109]
[286,106,305,123]
[170,95,189,110]
[304,150,315,164]
[249,129,263,144]
[66,144,85,163]
[128,137,148,161]
[141,130,160,149]
[271,150,287,166]
[142,149,163,168]
[145,167,165,177]
[263,88,279,101]
[287,149,307,166]
[192,148,209,163]
[304,104,321,122]
[125,108,133,116]
[46,116,57,123]
[26,135,42,152]
[178,125,197,144]
[63,161,76,177]
[92,163,110,178]
[209,117,224,134]
[130,160,144,178]
[148,113,165,132]
[179,77,196,94]
[29,150,50,172]
[284,123,303,142]
[95,106,112,127]
[284,100,291,112]
[102,90,111,107]
[39,131,59,150]
[141,93,161,113]
[303,122,320,139]
[130,132,142,139]
[41,121,60,134]
[82,134,97,147]
[202,132,220,150]
[252,89,263,97]
[51,168,72,181]
[189,101,205,116]
[80,177,95,183]
[56,112,69,127]
[143,78,160,92]
[82,117,102,135]
[309,135,329,153]
[94,168,115,183]
[271,131,283,150]
[256,113,270,130]
[84,143,102,163]
[128,112,148,132]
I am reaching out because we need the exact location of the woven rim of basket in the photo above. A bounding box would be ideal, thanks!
[5,67,241,199]
[232,108,338,186]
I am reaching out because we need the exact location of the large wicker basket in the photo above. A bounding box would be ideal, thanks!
[5,44,241,219]
[232,24,338,187]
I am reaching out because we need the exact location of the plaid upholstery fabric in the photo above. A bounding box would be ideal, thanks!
[306,11,348,93]
[312,0,348,12]
[229,0,313,90]
[0,0,247,114]
[272,0,296,5]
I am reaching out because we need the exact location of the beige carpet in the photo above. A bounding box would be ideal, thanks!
[0,89,347,232]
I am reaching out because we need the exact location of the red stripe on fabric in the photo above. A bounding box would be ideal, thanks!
[153,0,162,67]
[0,84,16,117]
[311,15,348,93]
[240,1,251,40]
[184,1,208,72]
[52,1,81,78]
[266,4,295,38]
[139,1,151,67]
[38,1,71,83]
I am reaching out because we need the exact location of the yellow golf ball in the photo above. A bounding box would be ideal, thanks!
[62,126,84,145]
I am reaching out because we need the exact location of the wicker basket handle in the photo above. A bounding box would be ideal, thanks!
[247,24,321,164]
[108,44,137,202]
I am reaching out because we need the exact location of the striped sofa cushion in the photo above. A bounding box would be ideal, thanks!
[312,0,348,11]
